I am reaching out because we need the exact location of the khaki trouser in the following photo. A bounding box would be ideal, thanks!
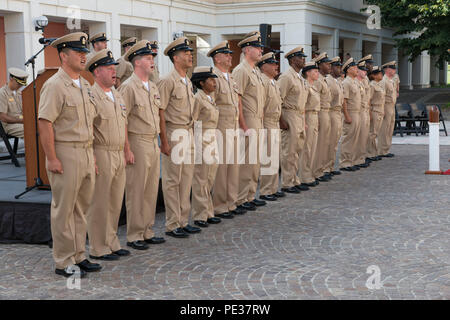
[237,117,263,205]
[162,126,195,231]
[47,143,95,270]
[313,109,331,178]
[87,147,125,256]
[126,134,160,241]
[280,110,305,188]
[300,112,319,184]
[355,109,371,165]
[213,122,239,214]
[378,103,396,155]
[339,111,361,168]
[192,129,219,221]
[325,109,343,173]
[4,123,24,138]
[367,111,384,158]
[259,120,281,196]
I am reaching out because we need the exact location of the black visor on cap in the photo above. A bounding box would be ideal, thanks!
[211,48,234,56]
[89,54,118,72]
[344,62,357,71]
[302,65,319,74]
[288,51,307,59]
[318,57,332,64]
[331,62,342,66]
[358,65,368,71]
[191,71,218,83]
[58,41,90,53]
[257,58,278,67]
[129,45,156,61]
[123,41,136,48]
[169,40,194,56]
[91,36,107,43]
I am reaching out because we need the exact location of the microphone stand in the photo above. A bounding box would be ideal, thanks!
[15,43,51,198]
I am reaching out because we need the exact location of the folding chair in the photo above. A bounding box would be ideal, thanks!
[0,122,24,167]
[410,103,429,135]
[395,103,419,136]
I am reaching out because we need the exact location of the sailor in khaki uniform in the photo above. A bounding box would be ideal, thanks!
[0,68,28,138]
[85,50,130,260]
[149,41,160,83]
[38,32,101,278]
[116,37,136,88]
[190,67,221,228]
[325,57,344,176]
[277,46,308,194]
[367,66,386,160]
[339,58,362,171]
[119,40,166,250]
[207,41,245,219]
[378,61,398,158]
[257,53,283,201]
[158,37,201,238]
[354,61,371,168]
[299,61,321,186]
[86,32,108,62]
[232,34,266,211]
[312,52,333,182]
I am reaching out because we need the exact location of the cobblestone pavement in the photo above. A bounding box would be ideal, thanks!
[1,145,449,300]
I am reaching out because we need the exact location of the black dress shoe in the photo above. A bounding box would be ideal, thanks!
[194,220,209,228]
[273,191,286,198]
[144,237,166,244]
[317,176,331,182]
[216,212,234,219]
[260,194,277,201]
[365,158,372,163]
[55,266,87,278]
[183,224,201,234]
[113,249,130,256]
[324,172,333,177]
[207,217,221,224]
[385,153,395,158]
[351,165,360,170]
[127,240,150,250]
[250,199,266,206]
[302,181,318,187]
[281,187,300,194]
[76,259,102,272]
[341,166,356,171]
[239,202,256,211]
[356,163,369,168]
[89,253,119,261]
[165,228,189,238]
[331,170,341,175]
[295,184,310,191]
[229,209,245,215]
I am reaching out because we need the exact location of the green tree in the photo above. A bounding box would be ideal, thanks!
[363,0,450,67]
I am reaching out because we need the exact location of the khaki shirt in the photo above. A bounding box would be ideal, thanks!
[232,59,265,123]
[116,56,134,86]
[149,65,160,83]
[261,73,282,125]
[304,81,321,112]
[0,85,22,128]
[358,78,370,110]
[211,67,240,130]
[393,73,400,93]
[119,73,161,136]
[277,66,307,113]
[91,82,127,148]
[369,80,385,114]
[38,68,97,143]
[314,74,332,110]
[383,75,396,106]
[157,69,195,128]
[343,77,362,112]
[326,75,344,112]
[193,89,219,129]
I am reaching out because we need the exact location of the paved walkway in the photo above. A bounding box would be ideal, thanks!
[1,144,449,300]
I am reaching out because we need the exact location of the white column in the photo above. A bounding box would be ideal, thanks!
[412,51,431,88]
[280,21,311,73]
[110,13,121,59]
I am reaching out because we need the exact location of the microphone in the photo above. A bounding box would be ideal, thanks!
[39,37,57,45]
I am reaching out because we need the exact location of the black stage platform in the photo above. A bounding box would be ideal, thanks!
[0,153,164,244]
